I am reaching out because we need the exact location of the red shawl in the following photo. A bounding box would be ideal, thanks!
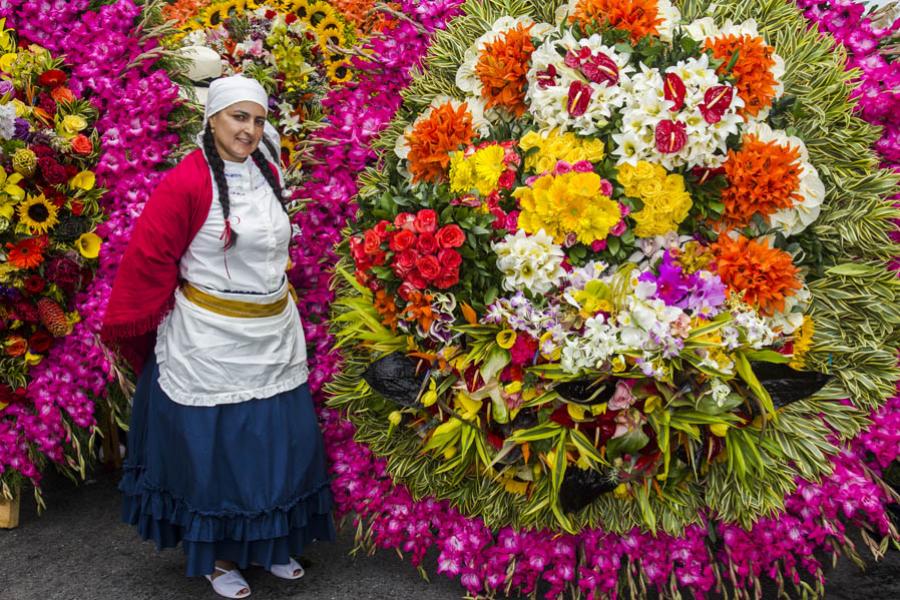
[100,149,214,374]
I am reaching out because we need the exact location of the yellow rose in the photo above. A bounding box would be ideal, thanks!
[60,114,87,137]
[636,178,663,197]
[634,161,657,180]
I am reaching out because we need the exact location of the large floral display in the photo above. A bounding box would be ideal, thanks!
[0,0,189,501]
[328,0,899,594]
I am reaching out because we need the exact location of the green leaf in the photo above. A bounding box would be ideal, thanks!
[734,351,776,418]
[480,345,510,383]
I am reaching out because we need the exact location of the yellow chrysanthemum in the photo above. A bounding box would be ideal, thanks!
[514,171,620,245]
[17,194,59,235]
[519,129,606,174]
[449,144,505,197]
[618,161,692,237]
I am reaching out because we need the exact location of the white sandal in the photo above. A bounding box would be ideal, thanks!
[205,566,251,599]
[255,557,305,580]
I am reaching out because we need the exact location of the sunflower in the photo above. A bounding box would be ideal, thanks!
[17,194,59,235]
[286,0,310,19]
[306,1,333,26]
[202,0,253,28]
[315,13,344,36]
[326,59,353,83]
[317,26,346,53]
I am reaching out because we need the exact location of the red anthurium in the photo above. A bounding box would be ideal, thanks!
[700,85,734,123]
[663,73,686,111]
[567,81,593,117]
[655,119,688,154]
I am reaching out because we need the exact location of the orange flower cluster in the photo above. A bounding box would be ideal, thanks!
[721,133,802,227]
[374,288,399,331]
[162,0,211,27]
[475,23,537,117]
[405,101,477,184]
[403,290,437,331]
[569,0,663,43]
[705,34,778,119]
[330,0,378,28]
[712,234,800,315]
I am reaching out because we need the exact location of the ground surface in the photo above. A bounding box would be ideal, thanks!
[0,469,898,599]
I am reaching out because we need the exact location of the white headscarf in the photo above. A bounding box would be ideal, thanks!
[203,74,269,127]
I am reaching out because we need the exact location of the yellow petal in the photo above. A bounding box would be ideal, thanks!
[709,423,730,437]
[496,329,516,349]
[25,352,43,366]
[70,170,95,191]
[76,232,102,259]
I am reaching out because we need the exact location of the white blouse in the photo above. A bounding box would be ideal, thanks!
[154,157,308,406]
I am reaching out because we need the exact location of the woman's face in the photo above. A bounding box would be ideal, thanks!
[209,100,267,162]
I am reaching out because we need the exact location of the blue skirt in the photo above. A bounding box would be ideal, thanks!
[120,356,336,577]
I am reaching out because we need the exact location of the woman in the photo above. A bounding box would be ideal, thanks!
[101,75,335,599]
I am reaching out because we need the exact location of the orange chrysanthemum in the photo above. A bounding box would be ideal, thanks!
[712,234,801,316]
[374,288,400,331]
[570,0,663,43]
[721,133,802,227]
[403,290,437,332]
[475,23,536,117]
[705,34,778,119]
[405,102,477,184]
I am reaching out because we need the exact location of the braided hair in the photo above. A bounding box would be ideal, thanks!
[201,123,287,251]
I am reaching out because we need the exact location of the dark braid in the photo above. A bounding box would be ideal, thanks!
[250,148,288,214]
[202,124,237,250]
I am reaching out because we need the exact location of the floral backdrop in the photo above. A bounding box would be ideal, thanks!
[0,0,896,598]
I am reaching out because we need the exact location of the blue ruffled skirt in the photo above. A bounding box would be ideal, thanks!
[120,356,336,577]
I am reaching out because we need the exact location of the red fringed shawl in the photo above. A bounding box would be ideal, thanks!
[100,149,214,374]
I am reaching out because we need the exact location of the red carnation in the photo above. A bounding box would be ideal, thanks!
[38,157,68,185]
[435,224,465,249]
[38,69,67,87]
[28,331,53,353]
[23,275,46,295]
[509,332,539,366]
[413,209,438,234]
[655,119,687,154]
[389,229,416,252]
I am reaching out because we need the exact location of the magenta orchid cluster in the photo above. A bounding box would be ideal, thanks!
[0,0,183,485]
[309,2,900,598]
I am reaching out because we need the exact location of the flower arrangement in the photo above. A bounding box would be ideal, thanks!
[0,0,189,499]
[173,0,357,184]
[330,0,899,552]
[0,21,105,457]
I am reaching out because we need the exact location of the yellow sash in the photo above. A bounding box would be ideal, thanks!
[181,281,294,318]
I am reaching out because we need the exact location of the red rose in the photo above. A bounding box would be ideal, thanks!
[285,13,297,24]
[413,209,438,234]
[433,270,459,289]
[435,224,465,248]
[436,248,462,271]
[392,249,418,277]
[38,69,67,87]
[416,232,438,255]
[349,236,366,262]
[394,212,416,231]
[406,271,428,290]
[415,255,442,281]
[70,200,84,216]
[389,229,416,252]
[264,9,277,18]
[373,219,392,240]
[370,250,387,266]
[28,331,52,353]
[498,170,516,189]
[655,119,687,154]
[71,134,93,155]
[23,275,45,294]
[363,229,382,254]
